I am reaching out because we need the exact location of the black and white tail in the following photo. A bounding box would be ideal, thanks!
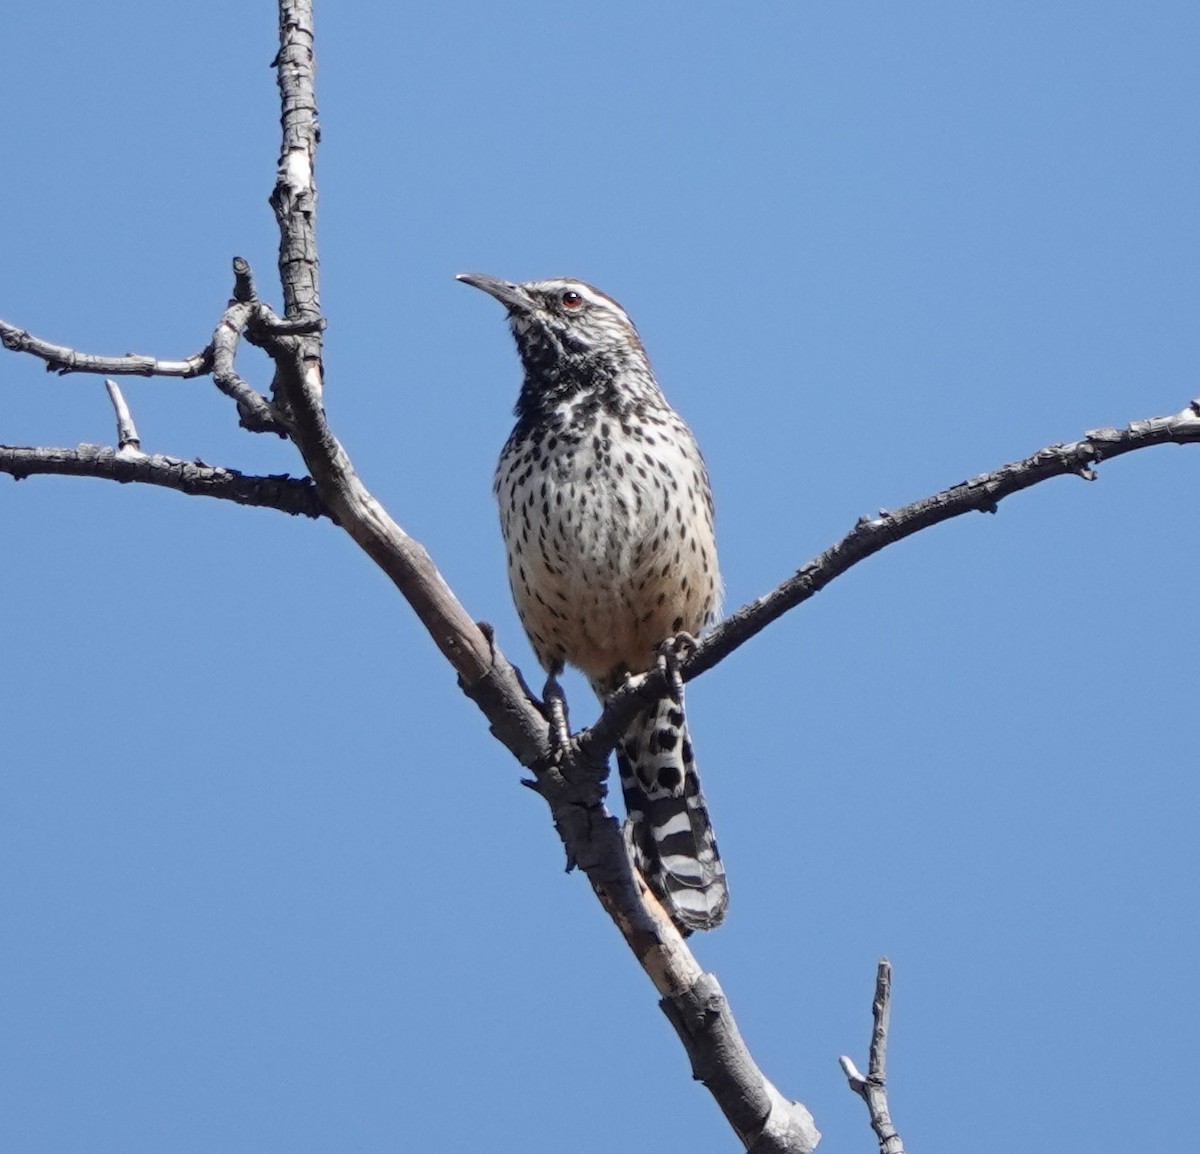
[616,694,728,933]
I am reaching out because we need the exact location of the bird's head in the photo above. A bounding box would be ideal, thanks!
[457,274,649,382]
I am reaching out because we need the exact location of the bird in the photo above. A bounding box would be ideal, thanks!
[457,273,728,933]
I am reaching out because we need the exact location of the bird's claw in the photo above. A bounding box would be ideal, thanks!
[656,632,697,705]
[659,631,699,662]
[542,673,572,759]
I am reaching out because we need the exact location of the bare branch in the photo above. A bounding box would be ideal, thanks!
[232,253,257,304]
[16,5,1190,1148]
[0,260,289,439]
[262,4,499,686]
[523,742,819,1152]
[0,316,211,378]
[0,443,325,518]
[694,402,1200,676]
[210,294,291,437]
[104,380,141,452]
[583,400,1200,762]
[257,10,817,1149]
[271,2,322,324]
[269,219,821,1153]
[662,972,820,1152]
[257,313,326,337]
[254,6,562,766]
[840,960,905,1154]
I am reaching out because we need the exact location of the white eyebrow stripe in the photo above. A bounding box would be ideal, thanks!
[576,283,631,325]
[534,278,633,327]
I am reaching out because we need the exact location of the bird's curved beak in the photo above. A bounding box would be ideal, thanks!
[456,273,533,314]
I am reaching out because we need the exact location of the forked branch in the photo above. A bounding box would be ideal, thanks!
[254,5,817,1150]
[840,960,905,1154]
[3,2,1198,1151]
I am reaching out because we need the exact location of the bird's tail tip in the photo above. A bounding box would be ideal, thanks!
[621,781,729,933]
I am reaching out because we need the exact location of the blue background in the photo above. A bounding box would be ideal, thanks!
[2,4,1197,1150]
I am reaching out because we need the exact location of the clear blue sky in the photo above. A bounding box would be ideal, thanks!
[2,4,1197,1151]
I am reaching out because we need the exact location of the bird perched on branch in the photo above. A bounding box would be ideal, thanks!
[458,273,728,932]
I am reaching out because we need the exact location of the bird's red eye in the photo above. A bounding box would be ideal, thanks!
[562,290,583,309]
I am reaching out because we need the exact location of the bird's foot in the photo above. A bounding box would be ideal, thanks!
[656,632,698,705]
[542,672,572,759]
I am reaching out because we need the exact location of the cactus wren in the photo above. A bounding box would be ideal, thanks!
[458,273,728,932]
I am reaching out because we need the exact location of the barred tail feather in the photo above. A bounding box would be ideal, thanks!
[616,695,728,933]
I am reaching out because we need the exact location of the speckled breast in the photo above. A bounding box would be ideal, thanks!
[496,409,719,688]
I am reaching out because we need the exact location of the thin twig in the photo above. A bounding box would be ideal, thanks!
[840,960,905,1154]
[0,443,326,518]
[249,303,326,337]
[0,317,211,378]
[694,403,1200,676]
[232,255,257,304]
[868,960,891,1085]
[104,380,141,453]
[0,267,290,439]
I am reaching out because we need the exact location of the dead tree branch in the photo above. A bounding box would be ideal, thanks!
[104,380,141,452]
[210,293,291,436]
[0,442,324,516]
[582,400,1200,762]
[691,403,1200,678]
[250,5,818,1149]
[0,317,211,378]
[840,960,905,1154]
[3,3,1198,1150]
